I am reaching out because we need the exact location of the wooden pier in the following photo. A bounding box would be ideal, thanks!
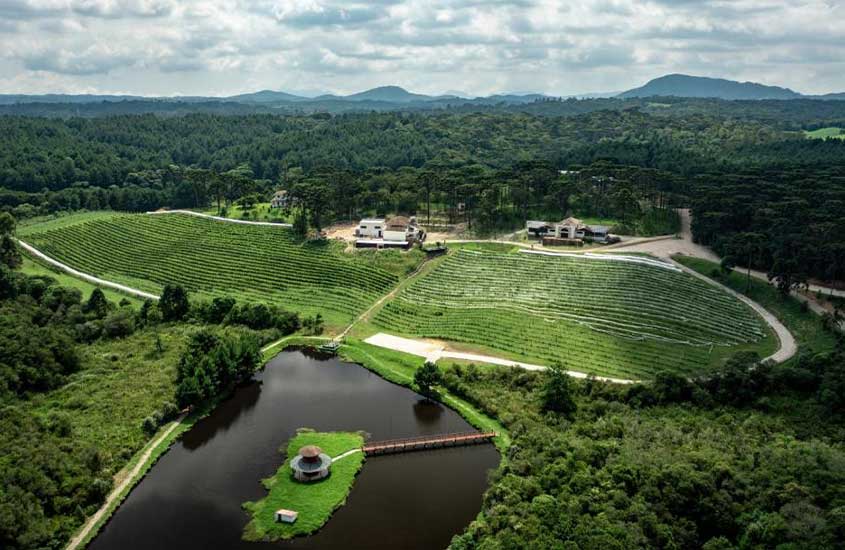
[362,431,496,456]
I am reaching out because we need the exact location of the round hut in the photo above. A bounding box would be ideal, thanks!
[290,445,332,482]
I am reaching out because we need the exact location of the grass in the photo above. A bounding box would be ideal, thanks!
[19,256,144,307]
[804,127,845,140]
[242,431,365,541]
[25,325,187,471]
[197,202,293,223]
[371,249,774,380]
[19,211,424,332]
[339,339,510,451]
[674,256,839,356]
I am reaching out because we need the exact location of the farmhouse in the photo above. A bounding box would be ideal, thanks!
[270,190,290,209]
[355,216,425,249]
[355,218,385,239]
[527,217,613,244]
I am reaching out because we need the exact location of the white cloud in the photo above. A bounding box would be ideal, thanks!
[0,0,842,96]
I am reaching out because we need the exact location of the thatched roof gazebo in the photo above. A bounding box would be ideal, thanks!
[290,445,332,482]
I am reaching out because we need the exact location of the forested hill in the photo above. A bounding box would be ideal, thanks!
[0,109,826,192]
[618,74,803,100]
[5,95,845,131]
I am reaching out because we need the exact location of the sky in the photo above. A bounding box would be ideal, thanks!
[0,0,844,97]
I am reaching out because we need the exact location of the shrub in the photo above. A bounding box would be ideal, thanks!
[159,284,189,321]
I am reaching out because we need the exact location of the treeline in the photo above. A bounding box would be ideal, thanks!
[3,96,845,132]
[444,350,845,550]
[0,109,810,195]
[691,167,845,287]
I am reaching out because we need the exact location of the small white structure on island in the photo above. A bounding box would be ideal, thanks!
[275,509,298,524]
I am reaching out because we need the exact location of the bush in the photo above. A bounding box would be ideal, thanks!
[541,363,577,416]
[159,284,189,321]
[102,309,136,339]
[141,416,158,435]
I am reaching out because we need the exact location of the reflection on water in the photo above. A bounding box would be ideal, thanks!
[90,350,499,550]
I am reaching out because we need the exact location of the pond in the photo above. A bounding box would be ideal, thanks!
[90,350,500,550]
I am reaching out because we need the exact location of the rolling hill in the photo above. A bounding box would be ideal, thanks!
[618,74,803,100]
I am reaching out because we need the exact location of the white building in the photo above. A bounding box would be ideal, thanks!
[526,217,611,243]
[275,509,298,524]
[355,218,385,239]
[355,216,425,249]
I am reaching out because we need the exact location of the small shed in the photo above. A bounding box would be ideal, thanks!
[275,509,298,523]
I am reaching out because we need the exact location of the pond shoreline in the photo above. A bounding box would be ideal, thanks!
[79,344,506,550]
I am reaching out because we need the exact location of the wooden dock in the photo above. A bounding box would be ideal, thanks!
[362,431,496,456]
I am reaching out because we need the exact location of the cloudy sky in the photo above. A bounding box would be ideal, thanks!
[1,0,843,97]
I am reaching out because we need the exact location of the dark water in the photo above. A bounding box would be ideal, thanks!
[90,350,499,550]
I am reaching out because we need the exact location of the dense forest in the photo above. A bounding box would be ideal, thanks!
[3,96,845,131]
[445,351,845,550]
[2,106,844,282]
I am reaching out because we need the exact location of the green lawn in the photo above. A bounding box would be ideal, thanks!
[19,211,424,332]
[242,431,365,541]
[371,249,775,380]
[19,256,144,308]
[674,256,838,356]
[197,202,293,223]
[804,127,845,140]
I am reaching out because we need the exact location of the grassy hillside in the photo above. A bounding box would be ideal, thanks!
[20,212,422,330]
[372,250,774,379]
[805,127,845,140]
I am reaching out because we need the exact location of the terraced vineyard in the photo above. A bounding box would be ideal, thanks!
[373,250,774,379]
[20,212,409,328]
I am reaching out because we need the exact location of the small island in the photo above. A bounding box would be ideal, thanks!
[242,430,365,541]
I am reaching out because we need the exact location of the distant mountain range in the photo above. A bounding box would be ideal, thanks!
[0,75,843,113]
[0,85,544,107]
[617,74,845,101]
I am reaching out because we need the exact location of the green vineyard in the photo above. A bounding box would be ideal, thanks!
[373,250,774,379]
[21,212,407,328]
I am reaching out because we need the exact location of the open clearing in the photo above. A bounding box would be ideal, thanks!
[805,127,845,140]
[19,211,423,329]
[372,249,774,380]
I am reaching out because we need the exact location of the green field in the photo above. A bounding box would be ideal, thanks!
[372,250,774,379]
[242,431,365,541]
[19,212,422,330]
[20,256,144,307]
[805,127,845,140]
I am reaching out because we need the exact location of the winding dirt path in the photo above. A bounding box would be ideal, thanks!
[147,209,292,228]
[16,239,159,300]
[65,414,186,550]
[364,333,641,384]
[672,260,796,363]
